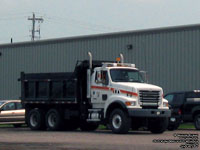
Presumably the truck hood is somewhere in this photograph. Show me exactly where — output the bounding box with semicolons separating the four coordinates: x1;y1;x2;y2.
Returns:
112;82;162;93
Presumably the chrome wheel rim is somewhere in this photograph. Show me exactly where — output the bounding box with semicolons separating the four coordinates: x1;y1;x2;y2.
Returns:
48;113;57;127
30;113;38;127
112;114;122;129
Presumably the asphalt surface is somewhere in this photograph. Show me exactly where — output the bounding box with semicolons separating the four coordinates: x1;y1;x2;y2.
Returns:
0;127;199;150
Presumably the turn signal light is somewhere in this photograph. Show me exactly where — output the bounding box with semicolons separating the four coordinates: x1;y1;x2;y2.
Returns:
125;101;136;106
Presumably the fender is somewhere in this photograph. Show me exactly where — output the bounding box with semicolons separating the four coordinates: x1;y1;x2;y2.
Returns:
192;106;200;116
105;100;127;118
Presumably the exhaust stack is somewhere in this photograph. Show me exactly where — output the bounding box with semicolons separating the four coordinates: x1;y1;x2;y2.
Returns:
87;52;92;99
120;53;124;64
88;52;92;69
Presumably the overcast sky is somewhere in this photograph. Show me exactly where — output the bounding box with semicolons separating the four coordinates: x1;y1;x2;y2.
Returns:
1;0;200;44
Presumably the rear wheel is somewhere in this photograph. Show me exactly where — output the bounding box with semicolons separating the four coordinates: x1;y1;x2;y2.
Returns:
27;109;46;130
194;114;200;130
148;117;168;134
109;109;131;134
168;122;180;131
46;109;63;131
168;117;181;131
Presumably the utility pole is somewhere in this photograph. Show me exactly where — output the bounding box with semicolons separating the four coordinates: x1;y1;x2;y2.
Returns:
28;13;43;41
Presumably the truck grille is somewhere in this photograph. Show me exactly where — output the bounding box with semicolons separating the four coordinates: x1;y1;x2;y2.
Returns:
139;90;161;108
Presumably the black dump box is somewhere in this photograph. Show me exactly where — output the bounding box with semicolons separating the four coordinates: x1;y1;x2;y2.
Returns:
20;60;109;105
20;72;77;103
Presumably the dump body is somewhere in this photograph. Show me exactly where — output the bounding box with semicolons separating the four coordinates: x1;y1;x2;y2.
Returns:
21;72;77;104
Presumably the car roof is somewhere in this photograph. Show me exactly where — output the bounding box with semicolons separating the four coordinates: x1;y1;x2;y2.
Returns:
0;100;21;103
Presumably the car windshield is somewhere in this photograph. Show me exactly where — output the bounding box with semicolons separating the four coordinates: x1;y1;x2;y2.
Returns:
110;69;145;83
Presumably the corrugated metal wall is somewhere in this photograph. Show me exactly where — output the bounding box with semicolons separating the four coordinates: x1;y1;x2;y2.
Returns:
0;26;200;99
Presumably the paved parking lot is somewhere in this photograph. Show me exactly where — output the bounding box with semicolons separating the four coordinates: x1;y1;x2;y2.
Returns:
0;127;199;150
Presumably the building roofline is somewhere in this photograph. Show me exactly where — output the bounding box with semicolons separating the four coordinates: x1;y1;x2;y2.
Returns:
1;23;200;48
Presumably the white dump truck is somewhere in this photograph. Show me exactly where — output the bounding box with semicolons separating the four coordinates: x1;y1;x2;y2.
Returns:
20;52;170;134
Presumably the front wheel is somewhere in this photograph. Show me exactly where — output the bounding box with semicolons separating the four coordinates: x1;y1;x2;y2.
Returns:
148;117;168;134
109;109;131;134
194;114;200;130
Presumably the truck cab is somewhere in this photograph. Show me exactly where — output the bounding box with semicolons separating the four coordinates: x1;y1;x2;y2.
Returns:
86;54;171;133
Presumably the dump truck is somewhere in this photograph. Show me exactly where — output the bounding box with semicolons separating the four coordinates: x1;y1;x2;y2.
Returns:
20;52;170;134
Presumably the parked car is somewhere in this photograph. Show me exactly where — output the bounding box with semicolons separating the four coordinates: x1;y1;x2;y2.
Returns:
164;90;200;130
0;100;25;127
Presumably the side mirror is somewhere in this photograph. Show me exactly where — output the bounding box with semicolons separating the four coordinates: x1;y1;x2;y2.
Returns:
96;71;102;83
102;77;109;85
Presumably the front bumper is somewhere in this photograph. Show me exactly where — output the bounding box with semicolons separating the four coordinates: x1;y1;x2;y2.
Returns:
128;108;171;118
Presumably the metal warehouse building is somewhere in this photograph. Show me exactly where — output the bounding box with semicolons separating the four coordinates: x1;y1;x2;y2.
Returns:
0;24;200;100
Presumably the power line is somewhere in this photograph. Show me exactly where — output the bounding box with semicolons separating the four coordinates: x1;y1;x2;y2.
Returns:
28;13;44;41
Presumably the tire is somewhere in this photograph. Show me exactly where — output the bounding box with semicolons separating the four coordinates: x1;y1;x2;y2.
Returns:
168;123;180;131
27;109;46;130
109;109;131;134
168;117;181;131
46;109;63;131
168;125;176;131
148;117;168;134
80;121;99;131
194;114;200;130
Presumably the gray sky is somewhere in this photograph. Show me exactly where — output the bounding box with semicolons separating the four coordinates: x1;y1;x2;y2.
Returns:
1;0;200;44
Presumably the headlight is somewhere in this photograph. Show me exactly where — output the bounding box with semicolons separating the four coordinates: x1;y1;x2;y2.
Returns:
163;102;168;107
125;101;136;106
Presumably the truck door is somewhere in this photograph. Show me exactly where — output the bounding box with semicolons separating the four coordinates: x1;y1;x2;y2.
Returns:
91;70;110;108
184;92;200;121
165;93;184;118
171;93;185;120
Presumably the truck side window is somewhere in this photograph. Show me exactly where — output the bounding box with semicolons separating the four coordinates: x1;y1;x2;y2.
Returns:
186;92;200;98
186;92;200;102
95;71;108;85
95;71;101;84
173;93;185;105
164;94;174;104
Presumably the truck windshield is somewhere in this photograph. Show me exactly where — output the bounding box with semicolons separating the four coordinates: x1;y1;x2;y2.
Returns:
110;69;145;83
